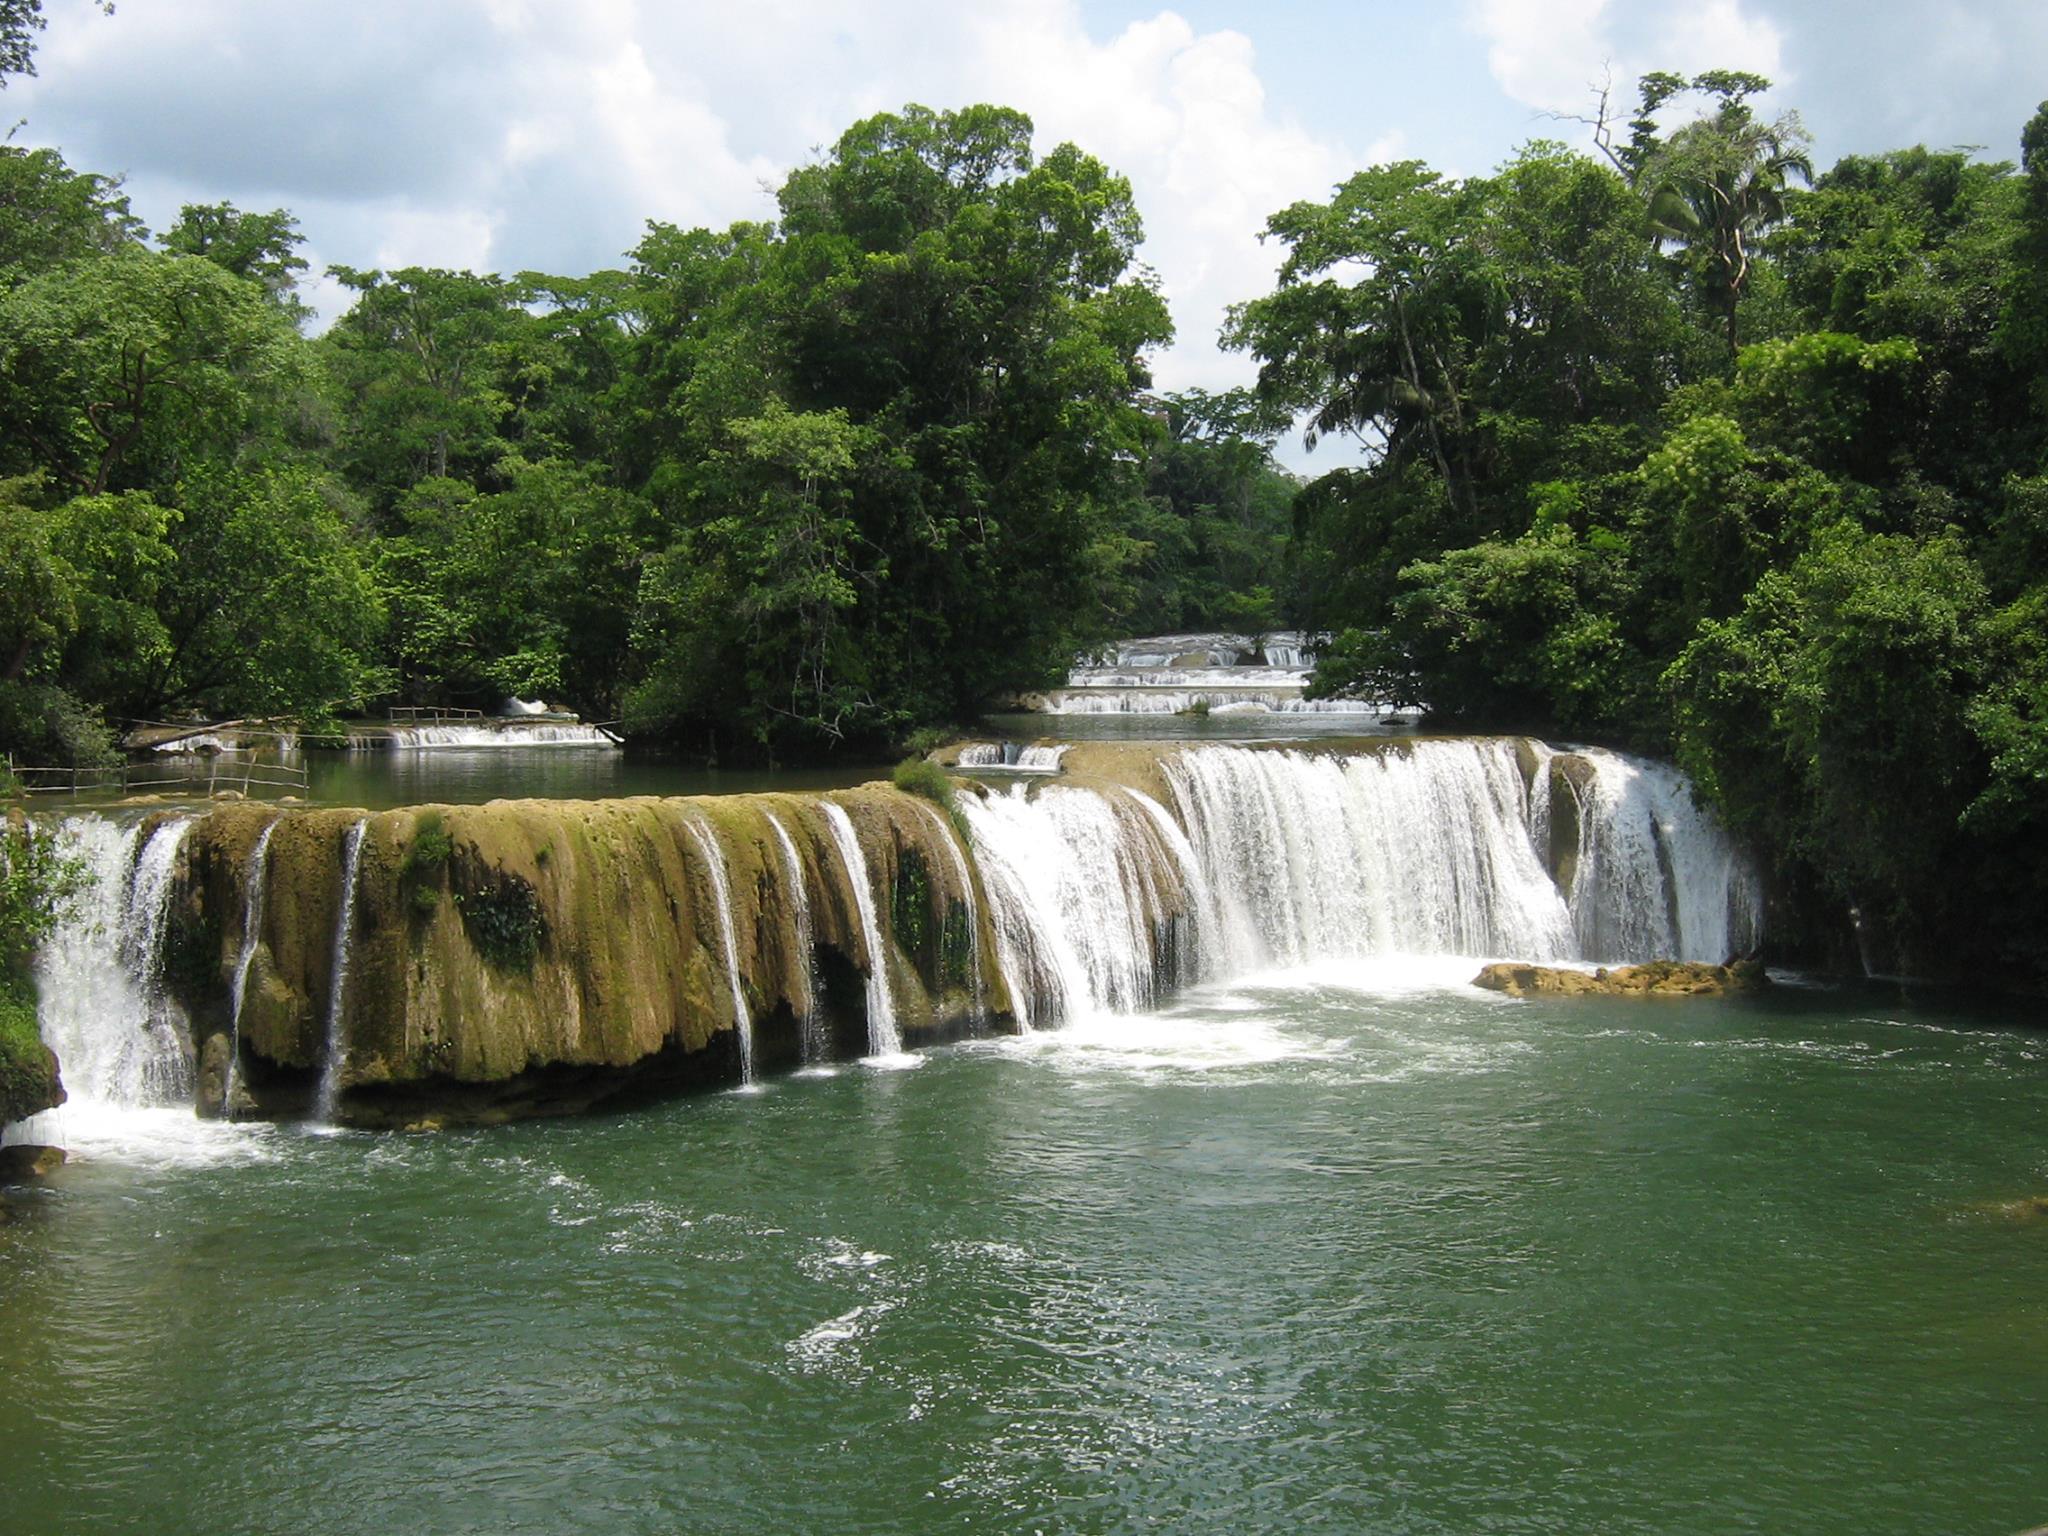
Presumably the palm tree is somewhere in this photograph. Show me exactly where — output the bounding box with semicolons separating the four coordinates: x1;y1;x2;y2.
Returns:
1644;99;1813;357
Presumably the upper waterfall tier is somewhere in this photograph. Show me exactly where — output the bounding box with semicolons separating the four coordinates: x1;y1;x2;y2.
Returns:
28;737;1759;1128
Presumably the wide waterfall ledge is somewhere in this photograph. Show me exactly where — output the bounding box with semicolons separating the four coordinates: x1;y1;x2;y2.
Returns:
19;737;1759;1135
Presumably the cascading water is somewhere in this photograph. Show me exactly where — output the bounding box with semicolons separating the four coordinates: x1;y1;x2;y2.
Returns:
1162;742;1757;969
21;739;1759;1130
1164;742;1578;967
31;817;196;1111
906;800;985;1021
313;818;369;1124
684;820;755;1085
348;723;617;750
1034;690;1385;716
1560;750;1760;963
956;744;1068;771
224;819;280;1118
819;803;902;1057
764;811;823;1062
956;784;1194;1028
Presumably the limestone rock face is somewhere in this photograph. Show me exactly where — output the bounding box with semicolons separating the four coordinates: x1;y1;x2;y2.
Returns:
1472;959;1768;998
173;785;1016;1126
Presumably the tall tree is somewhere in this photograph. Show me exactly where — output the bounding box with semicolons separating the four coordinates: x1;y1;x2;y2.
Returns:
162;203;311;320
1637;71;1813;356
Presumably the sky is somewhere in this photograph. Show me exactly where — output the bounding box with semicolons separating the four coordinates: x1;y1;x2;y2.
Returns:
9;0;2046;469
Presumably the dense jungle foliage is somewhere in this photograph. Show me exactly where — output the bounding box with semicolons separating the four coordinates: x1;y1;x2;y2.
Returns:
1231;72;2048;981
0;98;1294;764
0;24;2043;981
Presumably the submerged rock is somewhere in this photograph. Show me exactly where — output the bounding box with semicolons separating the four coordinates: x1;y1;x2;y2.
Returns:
1973;1195;2048;1223
1472;959;1768;998
0;1144;66;1181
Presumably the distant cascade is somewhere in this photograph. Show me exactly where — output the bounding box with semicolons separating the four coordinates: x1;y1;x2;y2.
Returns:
224;819;280;1117
1035;630;1389;717
1036;690;1388;716
685;820;755;1084
907;799;985;1021
348;722;617;750
819;803;901;1055
1092;630;1317;670
1558;750;1761;964
957;743;1069;770
33;816;195;1111
764;810;823;1062
956;784;1193;1027
313;818;370;1123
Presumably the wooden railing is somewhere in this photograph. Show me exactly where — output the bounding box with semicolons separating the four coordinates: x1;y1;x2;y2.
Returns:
388;706;485;725
7;750;308;800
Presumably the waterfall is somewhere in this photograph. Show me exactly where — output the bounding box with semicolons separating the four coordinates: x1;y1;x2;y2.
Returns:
32;816;195;1110
1164;743;1580;966
1035;690;1386;716
819;803;902;1057
764;811;824;1063
313;818;370;1124
907;800;985;1021
1161;742;1754;968
348;722;617;750
957;744;1068;771
21;738;1759;1131
956;784;1192;1027
1560;750;1761;964
224;819;280;1118
684;820;754;1085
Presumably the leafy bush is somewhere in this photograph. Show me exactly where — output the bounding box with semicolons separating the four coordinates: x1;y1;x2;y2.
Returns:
901;725;957;757
402;812;452;881
892;756;968;841
402;811;452;917
1;816;85;981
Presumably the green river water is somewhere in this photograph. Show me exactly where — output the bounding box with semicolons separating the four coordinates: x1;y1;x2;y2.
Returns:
3;959;2043;1534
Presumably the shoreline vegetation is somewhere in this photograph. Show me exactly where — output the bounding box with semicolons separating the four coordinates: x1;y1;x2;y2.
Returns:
0;35;2041;987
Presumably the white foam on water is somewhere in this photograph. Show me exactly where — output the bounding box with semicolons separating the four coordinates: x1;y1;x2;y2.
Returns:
32;1101;281;1171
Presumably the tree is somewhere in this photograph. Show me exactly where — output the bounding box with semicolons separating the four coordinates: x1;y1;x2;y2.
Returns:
1666;524;1987;960
162;202;311;319
628;400;875;746
626;104;1170;754
1229;141;1689;646
1998;101;2048;406
1637;72;1813;356
0;144;143;280
320;266;523;511
0;243;303;492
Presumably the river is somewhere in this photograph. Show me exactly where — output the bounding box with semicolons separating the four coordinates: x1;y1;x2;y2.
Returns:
2;960;2043;1533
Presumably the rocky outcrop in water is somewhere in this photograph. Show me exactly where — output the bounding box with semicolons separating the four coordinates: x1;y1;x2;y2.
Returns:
1471;960;1768;998
0;1017;62;1128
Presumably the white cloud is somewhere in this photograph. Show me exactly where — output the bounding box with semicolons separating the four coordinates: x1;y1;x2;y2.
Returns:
13;0;1372;407
1468;0;1615;117
1464;0;1787;125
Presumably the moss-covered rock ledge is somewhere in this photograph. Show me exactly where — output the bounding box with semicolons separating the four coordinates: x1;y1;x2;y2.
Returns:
0;981;63;1127
171;787;1019;1128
